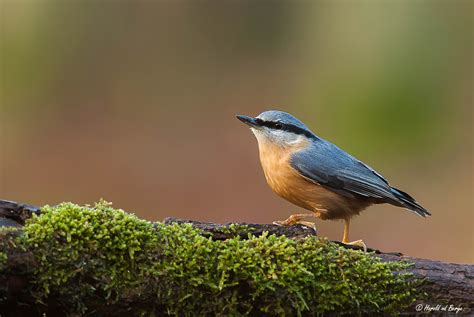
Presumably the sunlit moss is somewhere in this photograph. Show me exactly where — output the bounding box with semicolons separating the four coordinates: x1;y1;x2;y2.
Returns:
4;201;420;315
204;223;256;238
0;227;20;268
0;251;6;268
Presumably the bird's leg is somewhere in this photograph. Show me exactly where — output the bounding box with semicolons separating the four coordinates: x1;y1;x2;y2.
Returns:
273;213;318;232
342;218;367;252
342;218;350;242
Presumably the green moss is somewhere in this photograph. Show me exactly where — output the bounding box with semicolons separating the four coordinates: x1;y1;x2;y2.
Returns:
0;252;6;268
0;233;7;269
208;223;256;237
12;201;419;315
0;227;20;268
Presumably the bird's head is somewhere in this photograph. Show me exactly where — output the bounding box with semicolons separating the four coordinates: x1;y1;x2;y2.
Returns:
236;110;317;148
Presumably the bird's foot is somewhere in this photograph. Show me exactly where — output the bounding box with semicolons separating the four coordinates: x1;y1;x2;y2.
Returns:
343;239;367;252
272;215;298;226
273;214;317;233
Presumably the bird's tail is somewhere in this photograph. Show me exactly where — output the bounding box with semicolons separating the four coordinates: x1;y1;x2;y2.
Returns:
390;187;431;217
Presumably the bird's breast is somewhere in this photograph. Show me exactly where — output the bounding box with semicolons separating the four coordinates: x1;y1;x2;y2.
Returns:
257;140;369;219
258;140;317;210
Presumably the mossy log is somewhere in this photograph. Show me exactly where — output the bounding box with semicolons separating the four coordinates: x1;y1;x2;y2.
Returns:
165;218;473;315
0;199;473;316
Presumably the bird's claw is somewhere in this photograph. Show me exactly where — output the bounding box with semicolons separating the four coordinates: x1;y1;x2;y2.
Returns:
273;219;317;235
343;239;367;252
272;220;286;226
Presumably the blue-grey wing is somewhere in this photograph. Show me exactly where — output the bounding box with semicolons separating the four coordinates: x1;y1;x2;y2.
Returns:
290;140;400;203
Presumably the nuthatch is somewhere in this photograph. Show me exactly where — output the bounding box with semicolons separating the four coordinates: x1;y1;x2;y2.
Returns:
237;110;430;250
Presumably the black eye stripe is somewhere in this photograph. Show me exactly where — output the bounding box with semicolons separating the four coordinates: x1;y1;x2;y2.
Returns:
259;120;317;140
261;121;282;129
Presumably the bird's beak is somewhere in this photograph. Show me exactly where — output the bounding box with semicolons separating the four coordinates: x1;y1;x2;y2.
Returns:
236;115;261;128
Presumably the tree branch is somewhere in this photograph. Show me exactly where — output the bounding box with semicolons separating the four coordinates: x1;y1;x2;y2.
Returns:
1;200;472;316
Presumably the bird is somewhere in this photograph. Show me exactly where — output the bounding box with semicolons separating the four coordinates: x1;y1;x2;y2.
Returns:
236;110;430;250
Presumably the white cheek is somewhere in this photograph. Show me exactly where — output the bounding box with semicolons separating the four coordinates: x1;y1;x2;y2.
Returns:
250;127;259;138
251;128;304;148
251;128;273;144
271;130;300;144
287;135;305;145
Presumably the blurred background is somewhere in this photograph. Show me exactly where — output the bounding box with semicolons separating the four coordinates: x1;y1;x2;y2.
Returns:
1;1;472;263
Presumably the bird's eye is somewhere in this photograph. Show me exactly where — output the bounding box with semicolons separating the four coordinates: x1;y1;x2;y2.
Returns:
274;123;283;129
